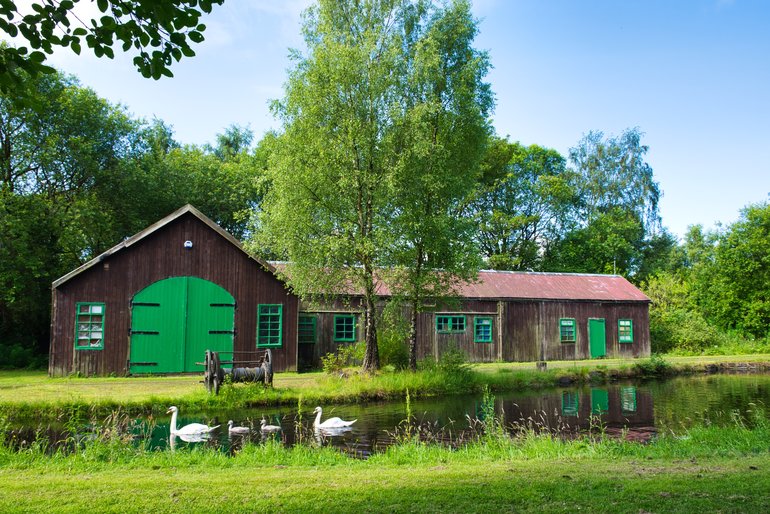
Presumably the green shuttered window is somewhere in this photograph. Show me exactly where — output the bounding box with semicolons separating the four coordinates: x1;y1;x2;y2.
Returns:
559;318;576;342
75;302;105;350
334;314;356;342
618;319;633;343
474;317;493;343
257;304;283;347
436;315;466;333
298;315;316;344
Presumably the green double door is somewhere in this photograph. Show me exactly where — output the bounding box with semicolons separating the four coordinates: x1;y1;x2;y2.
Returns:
129;277;235;374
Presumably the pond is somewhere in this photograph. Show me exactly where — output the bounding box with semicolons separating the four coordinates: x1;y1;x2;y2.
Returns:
6;373;770;457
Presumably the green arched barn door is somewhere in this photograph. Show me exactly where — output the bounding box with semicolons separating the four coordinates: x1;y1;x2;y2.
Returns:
129;277;235;374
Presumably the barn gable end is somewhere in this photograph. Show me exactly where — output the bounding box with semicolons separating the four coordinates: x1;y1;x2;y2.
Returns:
50;205;298;376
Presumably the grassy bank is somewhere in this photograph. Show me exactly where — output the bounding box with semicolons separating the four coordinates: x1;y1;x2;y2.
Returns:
2;354;770;419
1;421;770;513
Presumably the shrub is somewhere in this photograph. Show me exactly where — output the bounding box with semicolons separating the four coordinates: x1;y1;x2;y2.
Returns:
321;342;365;374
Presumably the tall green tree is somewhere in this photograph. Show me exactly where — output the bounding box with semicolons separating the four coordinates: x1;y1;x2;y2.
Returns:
472;138;576;271
383;0;492;370
258;0;492;371
257;0;407;371
694;202;770;338
0;70;138;359
543;127;661;278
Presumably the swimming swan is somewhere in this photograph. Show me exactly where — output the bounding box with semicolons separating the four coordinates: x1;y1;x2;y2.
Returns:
167;406;219;436
227;420;250;435
312;406;356;429
260;419;282;433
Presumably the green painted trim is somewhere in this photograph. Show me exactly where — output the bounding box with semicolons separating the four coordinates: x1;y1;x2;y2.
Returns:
257;304;283;348
74;302;105;350
474;317;493;343
298;315;316;344
561;391;579;416
621;386;637;413
436;315;466;333
618;319;634;343
559;318;576;343
333;314;356;342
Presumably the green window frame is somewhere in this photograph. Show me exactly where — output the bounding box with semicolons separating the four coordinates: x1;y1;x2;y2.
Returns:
257;304;283;347
75;302;105;350
559;318;576;343
298;315;316;344
474;317;493;343
436;315;466;333
618;319;633;343
334;314;356;342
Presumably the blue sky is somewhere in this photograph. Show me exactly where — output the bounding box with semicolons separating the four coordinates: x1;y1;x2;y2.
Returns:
26;0;770;239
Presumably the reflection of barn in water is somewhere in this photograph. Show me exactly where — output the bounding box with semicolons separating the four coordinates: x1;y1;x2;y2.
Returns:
497;385;656;442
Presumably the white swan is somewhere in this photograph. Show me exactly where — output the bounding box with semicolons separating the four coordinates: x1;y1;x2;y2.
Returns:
260;419;282;433
227;420;250;435
312;406;356;429
166;406;220;436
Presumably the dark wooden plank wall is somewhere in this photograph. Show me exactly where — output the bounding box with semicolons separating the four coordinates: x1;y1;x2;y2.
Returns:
298;310;363;369
50;213;298;376
413;300;500;363
411;299;649;363
503;300;650;362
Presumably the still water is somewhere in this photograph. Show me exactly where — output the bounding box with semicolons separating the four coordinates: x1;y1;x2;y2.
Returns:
8;373;770;457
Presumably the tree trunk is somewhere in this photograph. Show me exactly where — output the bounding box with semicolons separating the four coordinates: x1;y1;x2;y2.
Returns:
408;300;418;371
361;276;379;372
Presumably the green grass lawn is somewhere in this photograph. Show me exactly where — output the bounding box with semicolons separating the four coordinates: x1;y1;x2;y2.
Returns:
3;456;768;513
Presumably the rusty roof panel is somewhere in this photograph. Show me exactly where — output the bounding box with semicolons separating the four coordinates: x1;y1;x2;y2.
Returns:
457;271;650;302
271;263;650;303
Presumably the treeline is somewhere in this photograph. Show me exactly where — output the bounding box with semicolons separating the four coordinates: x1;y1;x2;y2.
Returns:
0;70;267;367
0;67;766;368
645;204;770;355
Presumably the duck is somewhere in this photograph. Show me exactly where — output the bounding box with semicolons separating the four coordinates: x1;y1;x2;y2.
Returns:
260;419;282;433
227;420;250;435
312;406;356;429
166;406;220;436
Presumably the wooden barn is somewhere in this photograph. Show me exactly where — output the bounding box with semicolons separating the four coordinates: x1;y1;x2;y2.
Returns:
50;206;650;376
296;271;651;369
49;205;297;376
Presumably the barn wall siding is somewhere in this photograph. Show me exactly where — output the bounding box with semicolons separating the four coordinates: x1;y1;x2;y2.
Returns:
408;299;649;364
50;213;298;376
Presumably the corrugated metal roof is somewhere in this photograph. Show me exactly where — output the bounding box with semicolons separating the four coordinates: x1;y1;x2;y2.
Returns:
458;271;650;302
270;263;650;303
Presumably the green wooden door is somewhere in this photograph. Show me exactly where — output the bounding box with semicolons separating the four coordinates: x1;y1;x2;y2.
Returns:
588;318;606;358
130;277;235;374
184;278;236;371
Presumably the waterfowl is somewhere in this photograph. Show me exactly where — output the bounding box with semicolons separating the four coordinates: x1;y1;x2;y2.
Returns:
260;419;282;433
227;420;250;435
166;406;220;436
312;406;356;429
